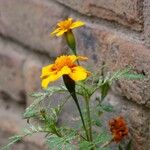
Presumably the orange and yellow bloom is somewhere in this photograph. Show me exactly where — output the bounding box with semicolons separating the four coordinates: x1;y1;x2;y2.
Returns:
51;18;85;37
41;55;90;88
109;116;128;143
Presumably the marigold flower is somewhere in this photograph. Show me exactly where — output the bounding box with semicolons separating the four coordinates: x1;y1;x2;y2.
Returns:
41;55;90;88
109;116;128;143
51;18;85;37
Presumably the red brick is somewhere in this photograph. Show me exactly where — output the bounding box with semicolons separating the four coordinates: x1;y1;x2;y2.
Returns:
56;0;143;31
0;37;27;102
0;0;67;57
0;98;46;150
144;0;150;48
105;94;150;150
74;22;150;107
23;55;48;106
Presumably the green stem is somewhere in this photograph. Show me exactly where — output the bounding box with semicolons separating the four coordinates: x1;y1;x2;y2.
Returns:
52;126;62;137
63;75;89;141
73;93;89;141
65;31;80;65
65;30;76;55
85;98;93;142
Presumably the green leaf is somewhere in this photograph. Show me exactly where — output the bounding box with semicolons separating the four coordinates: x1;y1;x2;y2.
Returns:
96;104;114;114
121;73;145;80
47;134;76;150
0;135;22;150
22;124;44;136
0;124;45;150
109;67;145;81
100;104;114;112
23;108;39;119
23;85;67;119
94;131;112;145
125;140;132;150
100;82;110;100
92;117;102;127
76;81;92;98
45;85;67;94
23;96;45;119
118;144;124;150
79;141;93;150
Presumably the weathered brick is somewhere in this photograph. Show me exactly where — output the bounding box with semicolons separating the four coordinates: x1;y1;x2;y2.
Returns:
0;0;67;57
55;0;143;31
0;98;46;150
74;22;150;107
144;0;150;48
23;55;48;106
104;94;150;150
0;37;27;102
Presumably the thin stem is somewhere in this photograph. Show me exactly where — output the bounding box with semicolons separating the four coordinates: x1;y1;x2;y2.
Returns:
72;92;90;141
52;126;62;137
100;139;113;148
63;75;89;140
85;98;93;142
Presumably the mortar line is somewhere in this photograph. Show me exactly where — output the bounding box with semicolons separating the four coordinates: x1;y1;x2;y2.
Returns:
0;33;55;61
51;0;144;43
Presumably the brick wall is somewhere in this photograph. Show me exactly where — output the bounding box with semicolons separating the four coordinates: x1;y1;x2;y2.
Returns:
0;0;149;149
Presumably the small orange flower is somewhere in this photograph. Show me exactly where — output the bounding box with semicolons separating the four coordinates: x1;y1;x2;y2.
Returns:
40;55;90;88
51;18;85;37
109;116;128;143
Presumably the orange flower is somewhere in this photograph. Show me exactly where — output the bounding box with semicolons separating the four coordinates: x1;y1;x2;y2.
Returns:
109;116;128;143
40;55;90;88
51;18;85;37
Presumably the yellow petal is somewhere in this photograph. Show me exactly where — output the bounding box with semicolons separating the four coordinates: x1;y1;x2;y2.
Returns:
59;66;71;76
41;66;71;89
69;66;89;81
56;29;67;36
77;56;88;61
68;18;73;22
51;28;61;36
67;18;73;24
57;18;73;27
70;21;85;29
68;55;88;63
68;55;78;63
41;74;60;88
40;64;54;78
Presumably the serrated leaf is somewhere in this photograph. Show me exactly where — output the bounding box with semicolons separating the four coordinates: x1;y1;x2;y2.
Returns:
23;96;45;119
109;67;145;82
96;104;114;114
47;134;76;150
79;141;93;150
100;104;114;112
121;73;145;80
23;85;67;119
23;108;39;119
0;135;22;150
100;82;110;100
94;132;112;145
45;85;67;94
92;118;102;127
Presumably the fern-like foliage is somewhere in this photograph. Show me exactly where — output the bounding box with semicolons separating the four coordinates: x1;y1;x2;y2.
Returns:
0;125;45;150
46;129;77;150
0;135;22;150
23;85;67;119
79;131;112;150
